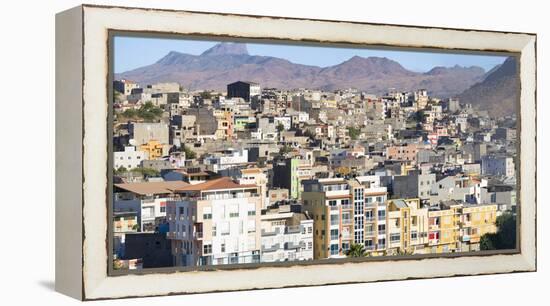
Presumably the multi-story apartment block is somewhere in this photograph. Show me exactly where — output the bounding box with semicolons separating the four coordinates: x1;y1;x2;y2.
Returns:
302;177;388;259
350;177;388;255
427;202;461;253
386;199;429;254
458;203;498;251
260;205;313;262
302;178;352;259
166;177;262;267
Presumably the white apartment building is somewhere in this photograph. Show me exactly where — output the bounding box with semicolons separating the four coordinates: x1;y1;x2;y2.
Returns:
114;146;148;170
166;177;262;267
260;207;313;262
204;149;249;172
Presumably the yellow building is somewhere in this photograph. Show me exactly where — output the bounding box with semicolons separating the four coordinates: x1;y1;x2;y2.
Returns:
459;204;498;251
139;140;165;160
427;202;461;253
387;199;429;255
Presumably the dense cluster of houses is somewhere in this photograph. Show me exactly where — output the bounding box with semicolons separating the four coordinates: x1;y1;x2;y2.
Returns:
111;79;517;270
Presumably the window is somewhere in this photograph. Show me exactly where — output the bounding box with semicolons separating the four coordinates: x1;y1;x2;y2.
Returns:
378;238;386;249
330;244;339;255
330;214;339;226
411;231;418;240
160;206;166;213
229;212;239;218
330;229;339;240
365;239;373;248
203;213;212;220
342;212;351;224
365;224;374;235
179;207;184;215
328;200;337;206
341;199;350;207
248;210;255;216
378;224;386;234
390;233;400;242
365;210;374;221
203;244;212;254
221;243;226;253
378;210;386;220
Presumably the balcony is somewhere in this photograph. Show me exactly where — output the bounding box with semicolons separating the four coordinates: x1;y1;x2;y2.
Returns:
365;245;375;251
341;204;353;210
262;243;280;253
261;228;281;237
195;232;203;239
285;225;301;234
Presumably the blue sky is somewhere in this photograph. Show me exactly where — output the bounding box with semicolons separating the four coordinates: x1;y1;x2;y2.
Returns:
114;36;508;74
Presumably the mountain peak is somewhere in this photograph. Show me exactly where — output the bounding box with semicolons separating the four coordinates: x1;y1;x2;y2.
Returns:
201;43;249;56
426;65;485;76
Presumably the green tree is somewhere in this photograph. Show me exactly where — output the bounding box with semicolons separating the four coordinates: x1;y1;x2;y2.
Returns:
276;123;285;133
346;243;366;257
131;167;160;177
480;233;497;250
182;145;197;159
279;145;293;155
480;212;517;250
114;166;127;175
137;101;163;121
347;127;361;140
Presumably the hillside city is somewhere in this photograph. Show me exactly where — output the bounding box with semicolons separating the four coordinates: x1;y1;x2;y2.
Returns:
112;78;517;270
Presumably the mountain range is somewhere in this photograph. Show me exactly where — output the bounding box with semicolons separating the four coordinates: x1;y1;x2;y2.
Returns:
117;43;517;116
458;56;518;117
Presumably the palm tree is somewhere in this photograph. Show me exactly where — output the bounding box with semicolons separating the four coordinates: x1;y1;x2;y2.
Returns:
346;243;367;257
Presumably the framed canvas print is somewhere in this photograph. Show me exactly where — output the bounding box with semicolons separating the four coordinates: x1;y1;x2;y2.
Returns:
55;4;537;300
